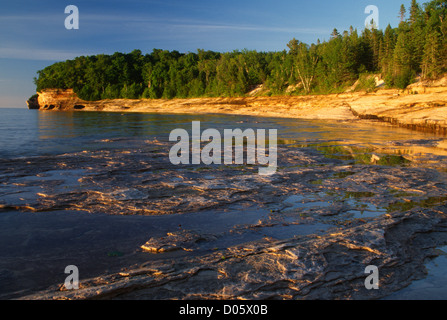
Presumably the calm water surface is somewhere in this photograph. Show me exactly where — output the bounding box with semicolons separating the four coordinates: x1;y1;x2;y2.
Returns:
1;107;447;300
0;108;444;159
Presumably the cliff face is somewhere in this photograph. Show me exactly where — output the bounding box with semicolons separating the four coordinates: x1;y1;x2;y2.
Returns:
26;95;39;109
34;89;88;110
29;87;447;134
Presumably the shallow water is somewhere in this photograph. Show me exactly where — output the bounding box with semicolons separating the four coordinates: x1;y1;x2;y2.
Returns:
383;245;447;300
1;108;447;299
1;108;446;159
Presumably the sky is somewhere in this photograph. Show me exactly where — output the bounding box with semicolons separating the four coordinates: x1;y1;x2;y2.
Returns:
0;0;427;108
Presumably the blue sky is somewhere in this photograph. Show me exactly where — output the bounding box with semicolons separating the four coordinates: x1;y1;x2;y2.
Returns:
0;0;424;107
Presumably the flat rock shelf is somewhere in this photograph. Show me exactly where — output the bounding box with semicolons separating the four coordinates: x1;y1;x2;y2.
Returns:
2;137;447;300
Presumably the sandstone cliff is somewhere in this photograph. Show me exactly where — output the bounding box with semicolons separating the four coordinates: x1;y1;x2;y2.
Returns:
34;88;86;110
29;85;447;134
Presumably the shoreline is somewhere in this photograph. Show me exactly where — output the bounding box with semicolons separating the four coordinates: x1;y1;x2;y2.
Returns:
6;137;447;300
30;86;447;135
6;98;447;300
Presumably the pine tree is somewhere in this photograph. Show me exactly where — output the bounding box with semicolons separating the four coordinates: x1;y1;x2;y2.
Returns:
331;28;340;39
410;0;419;23
399;4;407;22
408;0;425;71
380;24;397;79
422;30;442;78
393;26;415;88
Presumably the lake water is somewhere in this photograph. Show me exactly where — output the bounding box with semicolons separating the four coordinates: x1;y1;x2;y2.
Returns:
0;108;444;159
1;107;447;300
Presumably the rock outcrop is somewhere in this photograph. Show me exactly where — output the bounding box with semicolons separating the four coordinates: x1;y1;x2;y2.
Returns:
28;84;447;134
26;95;39;109
6;137;447;300
34;88;85;110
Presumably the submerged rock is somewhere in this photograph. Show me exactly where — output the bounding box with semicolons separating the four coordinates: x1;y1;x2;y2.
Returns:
141;230;217;253
3;138;447;300
19;206;447;300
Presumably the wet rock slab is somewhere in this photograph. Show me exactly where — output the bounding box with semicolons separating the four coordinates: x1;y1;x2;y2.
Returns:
141;230;217;253
19;207;447;300
2;138;447;299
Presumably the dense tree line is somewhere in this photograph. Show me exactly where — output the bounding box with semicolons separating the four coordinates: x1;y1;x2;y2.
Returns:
34;0;447;101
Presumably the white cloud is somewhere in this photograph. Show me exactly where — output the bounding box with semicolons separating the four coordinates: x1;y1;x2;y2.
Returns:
0;14;59;22
173;23;330;35
0;11;330;60
0;47;95;61
76;13;330;37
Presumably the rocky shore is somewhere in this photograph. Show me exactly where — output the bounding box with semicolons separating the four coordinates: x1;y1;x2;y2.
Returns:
12;83;447;300
7;138;447;300
28;83;447;134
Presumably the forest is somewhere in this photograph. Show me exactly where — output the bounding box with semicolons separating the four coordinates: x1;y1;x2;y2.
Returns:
33;0;447;101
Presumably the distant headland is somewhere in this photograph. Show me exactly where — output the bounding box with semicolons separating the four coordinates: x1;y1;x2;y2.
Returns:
27;0;447;133
27;79;447;135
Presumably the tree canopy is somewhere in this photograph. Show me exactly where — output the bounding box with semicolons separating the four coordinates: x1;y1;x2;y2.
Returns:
34;0;447;101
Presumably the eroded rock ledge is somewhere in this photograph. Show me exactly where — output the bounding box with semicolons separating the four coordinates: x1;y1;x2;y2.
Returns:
28;86;447;133
19;207;447;300
5;139;447;300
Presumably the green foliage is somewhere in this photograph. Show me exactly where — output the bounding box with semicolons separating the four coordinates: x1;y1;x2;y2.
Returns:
394;68;416;89
28;94;38;101
34;0;447;99
356;74;377;92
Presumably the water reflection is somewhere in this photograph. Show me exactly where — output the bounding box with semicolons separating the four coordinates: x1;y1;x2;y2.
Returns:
278;118;443;143
0;109;446;160
3;109;447;300
276;118;447;166
38;110;76;139
35;111;447;162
